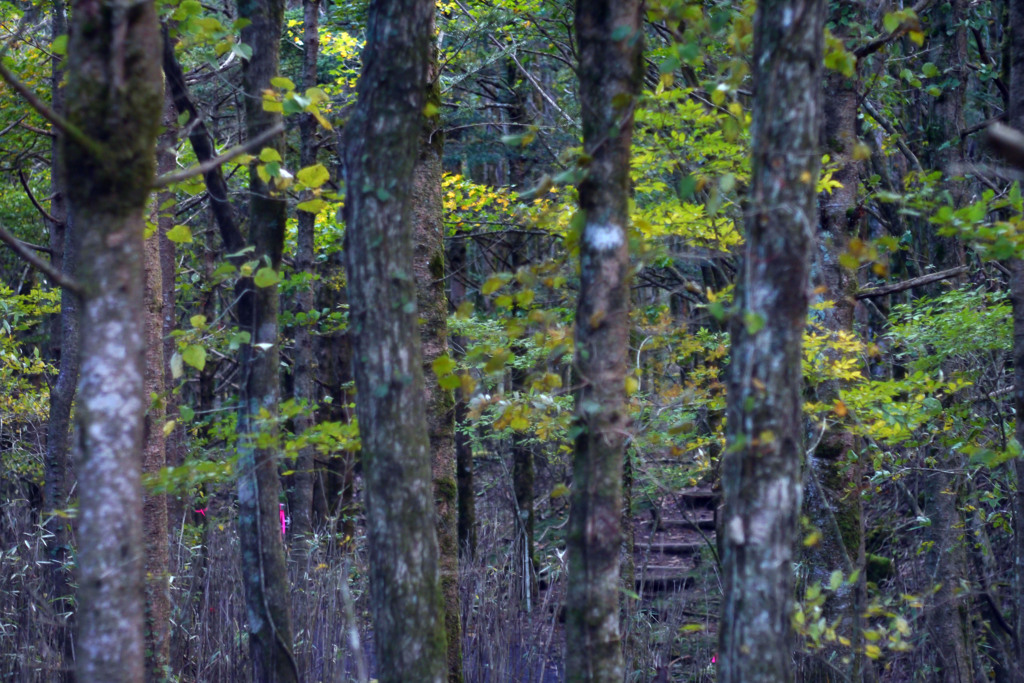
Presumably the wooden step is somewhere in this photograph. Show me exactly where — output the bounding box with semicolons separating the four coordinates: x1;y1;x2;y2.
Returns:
643;517;716;532
640;541;705;556
676;490;719;509
636;571;696;593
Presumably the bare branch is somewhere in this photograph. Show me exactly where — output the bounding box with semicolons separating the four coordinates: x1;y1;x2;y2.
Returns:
18;170;59;224
0;222;81;294
151;122;285;189
855;265;968;300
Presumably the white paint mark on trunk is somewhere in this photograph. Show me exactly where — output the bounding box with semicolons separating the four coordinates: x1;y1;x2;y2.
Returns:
584;223;623;251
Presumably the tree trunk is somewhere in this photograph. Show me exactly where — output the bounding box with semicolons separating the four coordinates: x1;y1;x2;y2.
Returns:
717;1;825;681
42;1;76;678
287;0;321;542
61;0;164;679
804;16;868;678
412;27;463;682
565;2;642;682
1002;0;1024;674
140;105;175;680
235;0;298;679
448;238;476;557
342;0;448;681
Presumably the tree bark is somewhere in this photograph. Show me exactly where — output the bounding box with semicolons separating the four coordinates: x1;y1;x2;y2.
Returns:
412;26;464;682
1003;0;1024;675
448;238;476;557
287;0;321;542
342;0;448;681
143;172;170;681
41;1;76;678
234;0;298;679
717;1;825;681
60;0;164;679
565;2;642;682
804;14;868;677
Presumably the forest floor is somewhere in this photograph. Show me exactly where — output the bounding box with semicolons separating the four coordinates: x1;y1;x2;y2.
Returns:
469;474;722;682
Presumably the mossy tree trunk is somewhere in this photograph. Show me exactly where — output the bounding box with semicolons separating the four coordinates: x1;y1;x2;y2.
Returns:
234;0;298;679
60;0;164;679
342;0;448;680
412;21;463;682
565;1;642;681
717;0;825;681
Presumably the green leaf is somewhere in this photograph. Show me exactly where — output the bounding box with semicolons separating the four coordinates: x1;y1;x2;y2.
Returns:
270;76;295;90
550;483;570;499
165;224;193;244
232;42;253;60
743;311;765;334
51;34;68;56
296;199;328;213
182;345;206;371
253;267;281;288
296;163;330;188
190;314;207;329
432;353;457;377
259;147;282;163
482;275;508;295
439;374;462;390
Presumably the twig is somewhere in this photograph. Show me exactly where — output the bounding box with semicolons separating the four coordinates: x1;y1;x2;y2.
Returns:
18;169;58;224
151;123;285;189
451;0;575;126
0;222;81;294
855;265;968;299
862;99;923;172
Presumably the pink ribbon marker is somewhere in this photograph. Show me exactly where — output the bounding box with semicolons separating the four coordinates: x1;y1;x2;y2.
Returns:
279;503;287;537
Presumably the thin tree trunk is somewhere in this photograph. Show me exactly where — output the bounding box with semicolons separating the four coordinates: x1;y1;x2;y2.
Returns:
143;208;170;681
140;104;175;680
235;0;297;679
42;1;76;678
1002;0;1024;675
717;1;825;681
448;238;476;557
342;0;447;680
287;0;321;542
61;0;164;679
565;2;642;681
